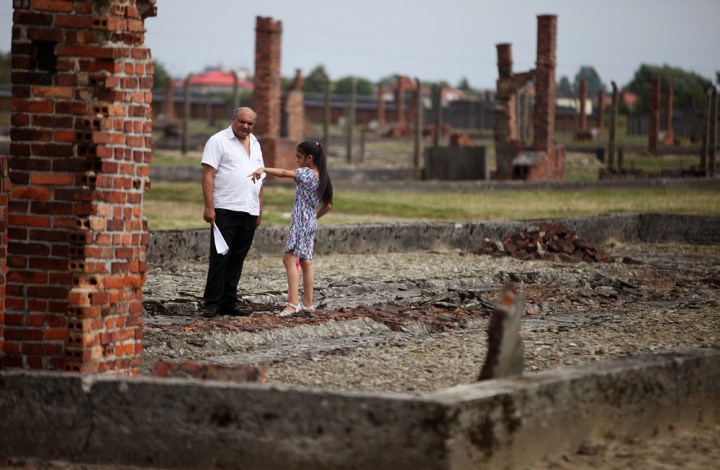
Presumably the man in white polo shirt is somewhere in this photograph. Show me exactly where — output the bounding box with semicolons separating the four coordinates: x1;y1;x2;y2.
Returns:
201;107;265;317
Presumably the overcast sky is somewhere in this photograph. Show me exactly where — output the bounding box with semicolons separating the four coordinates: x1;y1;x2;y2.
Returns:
1;0;718;89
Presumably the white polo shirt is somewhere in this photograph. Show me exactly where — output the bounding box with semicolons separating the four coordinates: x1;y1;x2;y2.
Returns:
201;126;265;215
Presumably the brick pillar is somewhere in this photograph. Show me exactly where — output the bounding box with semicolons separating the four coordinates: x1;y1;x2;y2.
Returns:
597;89;606;129
649;75;660;154
0;156;10;358
377;83;386;134
578;79;587;130
5;0;156;374
164;78;175;126
253;16;282;140
494;43;517;180
396;76;406;130
283;69;305;143
532;15;557;154
663;84;674;145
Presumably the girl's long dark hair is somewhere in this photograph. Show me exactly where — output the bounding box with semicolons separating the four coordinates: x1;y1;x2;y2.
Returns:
297;141;333;206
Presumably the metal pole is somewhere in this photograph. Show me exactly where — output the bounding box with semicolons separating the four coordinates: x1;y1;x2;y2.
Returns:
607;81;618;171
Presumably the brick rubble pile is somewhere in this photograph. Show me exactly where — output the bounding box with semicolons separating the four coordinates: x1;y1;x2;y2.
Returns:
472;222;614;263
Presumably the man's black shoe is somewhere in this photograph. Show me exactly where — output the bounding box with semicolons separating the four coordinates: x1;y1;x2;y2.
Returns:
225;306;251;317
202;304;220;318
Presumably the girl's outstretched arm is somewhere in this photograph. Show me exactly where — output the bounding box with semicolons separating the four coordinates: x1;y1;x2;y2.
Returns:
317;201;333;219
249;167;296;183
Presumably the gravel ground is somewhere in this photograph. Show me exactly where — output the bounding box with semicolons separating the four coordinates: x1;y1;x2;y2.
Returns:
143;240;720;393
139;238;720;468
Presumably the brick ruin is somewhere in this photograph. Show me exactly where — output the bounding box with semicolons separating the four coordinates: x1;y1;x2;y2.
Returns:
1;0;157;374
494;15;564;181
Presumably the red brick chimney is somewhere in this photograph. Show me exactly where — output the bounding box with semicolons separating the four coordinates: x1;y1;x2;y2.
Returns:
253;16;282;140
578;79;588;131
663;84;674;145
3;0;156;374
532;14;557;153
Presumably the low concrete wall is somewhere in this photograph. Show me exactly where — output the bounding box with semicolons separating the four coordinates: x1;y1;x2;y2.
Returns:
146;214;720;265
0;349;717;469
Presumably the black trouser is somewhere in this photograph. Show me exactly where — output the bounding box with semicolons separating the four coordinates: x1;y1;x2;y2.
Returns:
203;209;257;310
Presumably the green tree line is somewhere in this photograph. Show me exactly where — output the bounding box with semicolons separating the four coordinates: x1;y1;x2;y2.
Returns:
1;49;717;115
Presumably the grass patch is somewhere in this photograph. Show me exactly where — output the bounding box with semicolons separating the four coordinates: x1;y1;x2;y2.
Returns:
144;182;720;230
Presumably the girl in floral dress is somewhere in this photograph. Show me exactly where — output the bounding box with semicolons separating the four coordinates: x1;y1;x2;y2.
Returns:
249;141;333;317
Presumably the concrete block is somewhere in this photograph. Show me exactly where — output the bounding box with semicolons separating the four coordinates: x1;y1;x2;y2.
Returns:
0;349;718;469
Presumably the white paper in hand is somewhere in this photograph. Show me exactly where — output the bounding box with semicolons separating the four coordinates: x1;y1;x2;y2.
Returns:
212;223;229;255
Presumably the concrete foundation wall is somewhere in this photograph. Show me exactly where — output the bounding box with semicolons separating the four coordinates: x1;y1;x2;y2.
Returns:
1;349;717;469
146;214;720;265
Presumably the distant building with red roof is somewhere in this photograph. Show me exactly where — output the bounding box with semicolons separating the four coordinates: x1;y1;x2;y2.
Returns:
174;68;253;93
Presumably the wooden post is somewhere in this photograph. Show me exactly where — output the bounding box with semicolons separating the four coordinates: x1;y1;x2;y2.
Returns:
607;81;618;171
182;74;192;155
346;77;357;164
413;78;424;170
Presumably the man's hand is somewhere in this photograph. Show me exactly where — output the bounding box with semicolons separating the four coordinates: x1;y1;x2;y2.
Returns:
203;207;215;225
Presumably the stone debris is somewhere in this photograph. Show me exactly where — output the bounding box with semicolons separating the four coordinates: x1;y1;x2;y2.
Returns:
471;221;614;263
478;283;525;380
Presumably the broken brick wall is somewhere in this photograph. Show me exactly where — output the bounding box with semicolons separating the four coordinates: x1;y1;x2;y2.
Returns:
3;0;156;374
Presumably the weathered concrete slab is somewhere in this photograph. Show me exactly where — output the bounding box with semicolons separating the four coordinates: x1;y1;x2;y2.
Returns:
146;214;720;265
1;349;717;469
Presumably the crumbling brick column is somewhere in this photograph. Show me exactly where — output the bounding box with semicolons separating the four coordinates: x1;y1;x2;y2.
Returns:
649;75;660;154
164;77;175;126
282;69;305;143
253;16;282;140
532;14;557;154
493;43;519;179
597;89;606;129
377;83;386;134
396;75;406;131
663;83;674;145
578;79;588;131
4;0;156;374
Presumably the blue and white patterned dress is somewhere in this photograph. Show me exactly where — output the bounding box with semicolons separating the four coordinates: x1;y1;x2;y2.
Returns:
285;167;319;260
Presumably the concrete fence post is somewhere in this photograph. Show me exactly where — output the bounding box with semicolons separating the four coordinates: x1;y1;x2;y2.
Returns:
432;84;442;149
413;78;424;170
322;77;331;151
346;77;357;164
182;74;192;155
608;81;618;171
